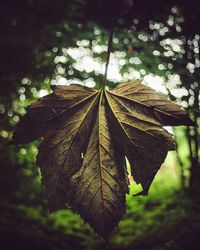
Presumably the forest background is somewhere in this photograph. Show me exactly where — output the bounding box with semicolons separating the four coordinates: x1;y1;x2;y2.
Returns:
0;0;199;249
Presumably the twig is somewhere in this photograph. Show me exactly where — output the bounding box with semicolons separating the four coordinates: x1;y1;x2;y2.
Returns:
102;20;115;89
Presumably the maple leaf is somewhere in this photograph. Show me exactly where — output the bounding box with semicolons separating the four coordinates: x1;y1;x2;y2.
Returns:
11;80;193;238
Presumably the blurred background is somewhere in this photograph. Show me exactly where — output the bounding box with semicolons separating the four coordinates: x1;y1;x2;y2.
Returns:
0;0;200;249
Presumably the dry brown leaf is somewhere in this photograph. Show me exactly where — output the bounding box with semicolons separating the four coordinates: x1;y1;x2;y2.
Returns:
11;80;193;238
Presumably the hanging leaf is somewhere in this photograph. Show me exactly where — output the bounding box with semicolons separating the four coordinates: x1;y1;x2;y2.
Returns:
11;80;193;238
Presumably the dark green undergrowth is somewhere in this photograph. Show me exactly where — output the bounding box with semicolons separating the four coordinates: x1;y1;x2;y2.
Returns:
1;162;200;250
112;191;200;250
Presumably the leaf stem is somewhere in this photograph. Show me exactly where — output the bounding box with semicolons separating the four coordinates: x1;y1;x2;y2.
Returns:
102;22;114;89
